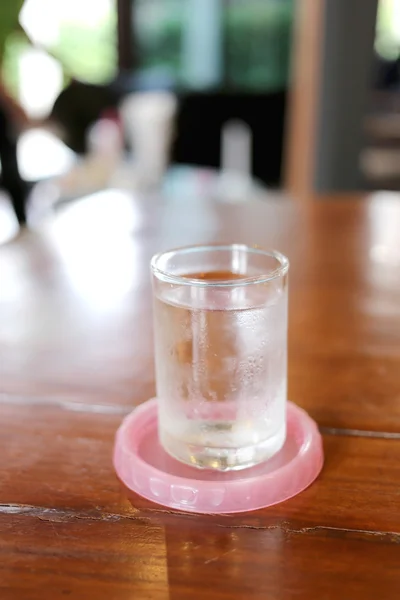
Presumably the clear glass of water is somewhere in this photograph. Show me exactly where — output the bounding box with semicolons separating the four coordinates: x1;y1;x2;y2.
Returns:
151;244;289;471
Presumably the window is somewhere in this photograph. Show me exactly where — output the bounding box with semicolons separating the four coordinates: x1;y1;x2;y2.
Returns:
132;0;294;92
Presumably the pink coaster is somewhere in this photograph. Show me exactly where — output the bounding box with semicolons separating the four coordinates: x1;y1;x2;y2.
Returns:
113;399;324;514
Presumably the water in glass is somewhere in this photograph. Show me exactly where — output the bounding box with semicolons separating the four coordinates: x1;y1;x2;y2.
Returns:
153;270;287;471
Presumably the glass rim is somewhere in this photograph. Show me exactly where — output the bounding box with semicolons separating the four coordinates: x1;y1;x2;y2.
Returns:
151;244;289;287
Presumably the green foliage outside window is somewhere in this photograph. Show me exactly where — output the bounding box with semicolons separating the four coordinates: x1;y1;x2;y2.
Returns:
2;11;116;98
50;15;117;83
136;0;294;91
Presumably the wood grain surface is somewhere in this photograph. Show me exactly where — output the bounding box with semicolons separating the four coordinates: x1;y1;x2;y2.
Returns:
0;190;399;599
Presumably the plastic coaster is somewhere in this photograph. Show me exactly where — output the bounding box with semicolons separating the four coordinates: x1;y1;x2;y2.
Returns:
113;399;324;514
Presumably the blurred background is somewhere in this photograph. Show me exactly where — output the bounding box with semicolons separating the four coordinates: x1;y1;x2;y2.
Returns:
0;0;399;235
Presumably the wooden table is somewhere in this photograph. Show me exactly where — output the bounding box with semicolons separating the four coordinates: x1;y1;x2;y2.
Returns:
1;190;399;599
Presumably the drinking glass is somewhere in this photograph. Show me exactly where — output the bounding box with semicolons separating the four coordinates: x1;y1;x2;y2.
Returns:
151;244;289;471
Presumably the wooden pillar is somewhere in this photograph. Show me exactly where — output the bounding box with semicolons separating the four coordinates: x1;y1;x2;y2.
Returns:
284;0;378;197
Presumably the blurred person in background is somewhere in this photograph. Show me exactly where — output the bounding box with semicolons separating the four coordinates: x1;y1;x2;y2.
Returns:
0;0;31;226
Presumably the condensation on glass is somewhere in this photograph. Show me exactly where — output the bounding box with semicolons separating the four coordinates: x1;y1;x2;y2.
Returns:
151;244;289;471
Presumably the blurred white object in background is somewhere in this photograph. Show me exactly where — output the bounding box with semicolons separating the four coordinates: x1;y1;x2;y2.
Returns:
20;0;112;41
120;92;177;191
217;119;259;202
18;49;63;118
18;129;75;182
